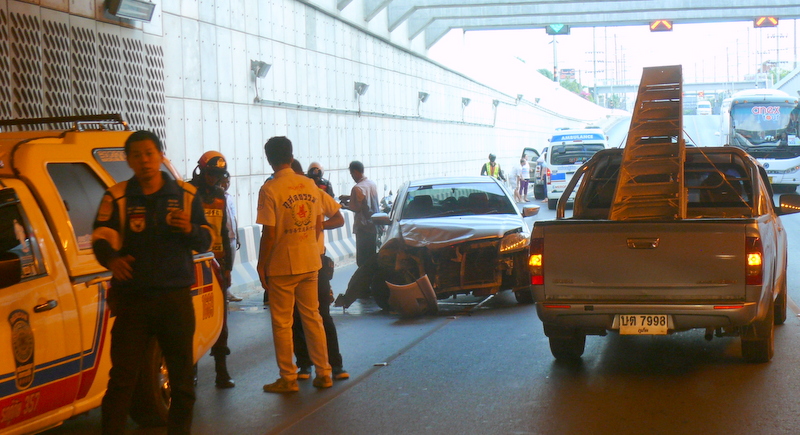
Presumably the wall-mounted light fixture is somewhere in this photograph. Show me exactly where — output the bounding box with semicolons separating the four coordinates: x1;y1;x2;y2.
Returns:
354;82;369;98
492;99;501;125
106;0;156;22
251;60;271;102
354;82;369;115
462;97;471;107
251;60;271;78
417;92;430;116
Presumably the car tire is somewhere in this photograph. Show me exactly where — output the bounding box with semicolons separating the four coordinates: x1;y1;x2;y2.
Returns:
741;297;775;363
774;274;788;325
533;183;546;200
129;338;170;427
547;199;558;210
514;288;534;304
548;334;586;361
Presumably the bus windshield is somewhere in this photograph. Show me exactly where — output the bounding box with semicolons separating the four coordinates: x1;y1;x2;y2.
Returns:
730;102;798;149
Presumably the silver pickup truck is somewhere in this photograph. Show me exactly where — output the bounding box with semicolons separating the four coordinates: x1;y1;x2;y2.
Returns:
529;146;800;363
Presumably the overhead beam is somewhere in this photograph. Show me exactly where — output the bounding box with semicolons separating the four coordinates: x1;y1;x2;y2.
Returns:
388;0;631;31
365;0;394;21
422;6;800;47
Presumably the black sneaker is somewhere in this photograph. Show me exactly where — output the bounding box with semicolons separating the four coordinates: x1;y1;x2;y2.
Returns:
333;368;350;380
297;367;312;380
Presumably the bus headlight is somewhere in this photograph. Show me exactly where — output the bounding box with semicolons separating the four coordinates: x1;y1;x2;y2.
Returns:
782;165;800;174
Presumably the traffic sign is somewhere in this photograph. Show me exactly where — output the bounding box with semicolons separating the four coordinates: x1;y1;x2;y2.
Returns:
650;20;673;32
754;17;778;27
546;24;570;35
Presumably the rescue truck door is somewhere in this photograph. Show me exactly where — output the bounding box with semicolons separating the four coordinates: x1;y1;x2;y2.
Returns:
0;185;80;430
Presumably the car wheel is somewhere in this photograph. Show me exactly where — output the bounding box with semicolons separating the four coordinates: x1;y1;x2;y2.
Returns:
774;274;788;325
549;334;586;361
547;199;558;210
741;298;775;363
130;338;170;427
514;288;534;304
533;183;545;200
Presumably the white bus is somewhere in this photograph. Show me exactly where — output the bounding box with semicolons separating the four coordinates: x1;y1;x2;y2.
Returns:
720;89;800;192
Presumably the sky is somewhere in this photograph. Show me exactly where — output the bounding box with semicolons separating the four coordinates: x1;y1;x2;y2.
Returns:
427;21;800;91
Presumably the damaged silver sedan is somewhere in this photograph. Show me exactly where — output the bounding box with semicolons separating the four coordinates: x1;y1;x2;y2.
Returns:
371;176;540;315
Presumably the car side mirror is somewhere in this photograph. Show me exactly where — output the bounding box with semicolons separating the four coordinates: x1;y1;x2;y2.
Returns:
371;212;391;225
522;205;540;217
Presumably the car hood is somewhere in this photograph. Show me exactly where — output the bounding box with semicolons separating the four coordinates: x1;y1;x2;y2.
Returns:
397;215;525;249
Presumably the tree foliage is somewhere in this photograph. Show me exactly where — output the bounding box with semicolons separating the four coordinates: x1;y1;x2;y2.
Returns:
537;69;595;103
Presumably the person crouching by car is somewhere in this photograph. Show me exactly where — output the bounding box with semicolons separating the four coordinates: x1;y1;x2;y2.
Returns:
189;151;236;389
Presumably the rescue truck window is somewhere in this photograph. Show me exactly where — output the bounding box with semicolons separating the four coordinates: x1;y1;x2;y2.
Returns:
47;163;107;251
0;191;44;280
93;148;176;183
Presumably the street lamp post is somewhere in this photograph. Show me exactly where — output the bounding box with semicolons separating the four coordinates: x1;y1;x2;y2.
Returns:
552;35;558;83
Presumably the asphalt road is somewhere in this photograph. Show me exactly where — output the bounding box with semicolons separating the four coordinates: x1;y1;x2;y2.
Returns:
45;190;800;435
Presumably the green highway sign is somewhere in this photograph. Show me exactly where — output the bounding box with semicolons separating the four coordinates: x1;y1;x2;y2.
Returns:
546;24;570;35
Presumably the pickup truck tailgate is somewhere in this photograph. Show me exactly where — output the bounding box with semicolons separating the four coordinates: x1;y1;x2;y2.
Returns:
539;221;748;302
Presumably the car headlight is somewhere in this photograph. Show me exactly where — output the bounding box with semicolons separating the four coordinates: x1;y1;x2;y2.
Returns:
500;231;530;253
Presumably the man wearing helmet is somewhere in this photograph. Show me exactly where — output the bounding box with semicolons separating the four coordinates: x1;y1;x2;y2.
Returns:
189;151;236;389
480;153;505;181
307;162;334;198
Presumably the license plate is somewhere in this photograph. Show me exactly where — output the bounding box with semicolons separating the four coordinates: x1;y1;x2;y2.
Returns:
769;176;774;183
618;314;668;335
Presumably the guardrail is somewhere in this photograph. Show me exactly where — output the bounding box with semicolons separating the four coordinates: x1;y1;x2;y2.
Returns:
229;209;357;296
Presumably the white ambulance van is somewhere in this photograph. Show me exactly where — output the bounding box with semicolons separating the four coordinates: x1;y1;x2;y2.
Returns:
544;128;609;209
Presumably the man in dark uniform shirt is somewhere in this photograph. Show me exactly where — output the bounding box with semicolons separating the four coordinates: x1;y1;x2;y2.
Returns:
92;130;212;435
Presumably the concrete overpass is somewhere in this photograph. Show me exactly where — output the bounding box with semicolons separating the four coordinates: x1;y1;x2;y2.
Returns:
324;0;800;49
594;80;766;95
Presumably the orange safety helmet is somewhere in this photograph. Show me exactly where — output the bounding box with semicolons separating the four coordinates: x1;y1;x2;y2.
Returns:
197;151;228;175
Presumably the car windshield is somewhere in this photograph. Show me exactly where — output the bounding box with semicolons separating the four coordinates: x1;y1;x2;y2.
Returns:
549;143;605;165
401;182;516;219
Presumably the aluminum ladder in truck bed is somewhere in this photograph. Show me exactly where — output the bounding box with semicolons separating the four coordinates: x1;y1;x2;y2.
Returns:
609;65;686;221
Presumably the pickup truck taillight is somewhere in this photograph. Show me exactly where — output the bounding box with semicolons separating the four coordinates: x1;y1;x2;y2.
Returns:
545;167;552;185
529;237;544;285
745;236;763;286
